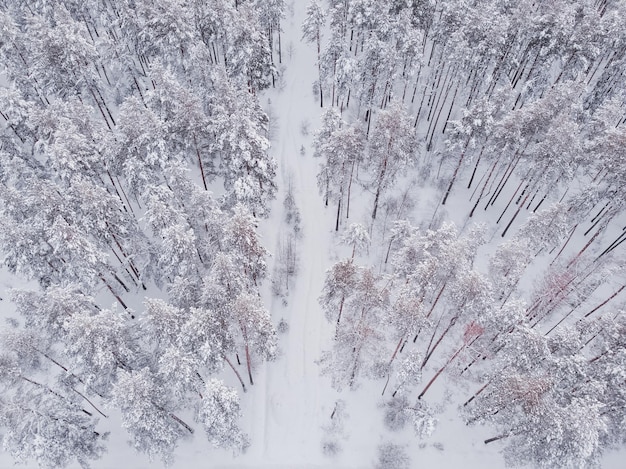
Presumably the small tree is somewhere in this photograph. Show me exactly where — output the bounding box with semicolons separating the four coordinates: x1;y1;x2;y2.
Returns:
341;223;370;259
319;259;359;328
375;442;410;469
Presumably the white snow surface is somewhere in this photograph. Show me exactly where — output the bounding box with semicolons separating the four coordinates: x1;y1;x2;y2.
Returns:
0;1;624;468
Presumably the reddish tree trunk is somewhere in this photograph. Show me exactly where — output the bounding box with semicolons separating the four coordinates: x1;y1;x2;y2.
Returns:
418;342;465;400
421;316;457;370
463;381;490;407
224;355;247;392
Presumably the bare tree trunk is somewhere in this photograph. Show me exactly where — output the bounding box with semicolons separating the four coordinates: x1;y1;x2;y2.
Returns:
421;316;457;370
112;273;130;292
501;187;533;237
19;375;95;417
486;153;520;209
224;355;247;392
336;295;345;329
381;374;391;396
166;410;194;434
442;83;461;134
372;184;382;220
94;87;116;126
467;147;485;190
596;226;626;260
100;276;129;311
388;337;405;367
193;134;208;191
418;341;465;400
551;224;578;265
567;225;603;267
335;195;342;231
72;387;108;418
427;68;457;150
90;87;113;130
469;159;498;217
245;344;254;386
484;433;509;445
462;381;490;407
346;161;355;219
413;282;447;343
348;340;364;389
442;138;471;205
372;153;389;220
425;283;447;319
583;284;626;319
384;237;394;264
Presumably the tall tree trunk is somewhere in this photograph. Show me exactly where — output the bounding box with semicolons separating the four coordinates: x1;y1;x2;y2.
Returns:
371;184;382;220
418;341;466;400
441;83;459;135
90;87;112;130
413;282;447;343
317;34;323;107
165;410;194;434
441;137;471;205
425;282;447;320
467;146;485;190
384;237;394;264
372;152;390;220
484;433;509;445
551;224;578;265
463;381;490;407
245;344;254;386
595;226;626;260
501;183;534;237
469;159;498;218
348;339;364;388
421;316;457;370
346;161;355;219
486;152;522;209
567;225;604;267
100;275;129;311
381;337;405;396
388;337;405;367
193;134;208;191
582;284;626;319
224;355;247;392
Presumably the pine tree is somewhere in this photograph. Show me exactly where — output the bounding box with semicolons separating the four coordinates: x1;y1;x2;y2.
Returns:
111;368;193;464
197;379;249;453
365;103;417;220
302;0;327;106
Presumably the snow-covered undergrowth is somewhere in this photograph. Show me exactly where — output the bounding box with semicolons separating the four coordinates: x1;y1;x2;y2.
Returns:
0;1;625;468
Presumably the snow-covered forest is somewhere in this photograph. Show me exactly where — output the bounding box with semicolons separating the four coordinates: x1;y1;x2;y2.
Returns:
0;0;624;468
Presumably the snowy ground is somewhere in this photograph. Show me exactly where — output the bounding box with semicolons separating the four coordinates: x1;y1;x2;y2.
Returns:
0;1;625;468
